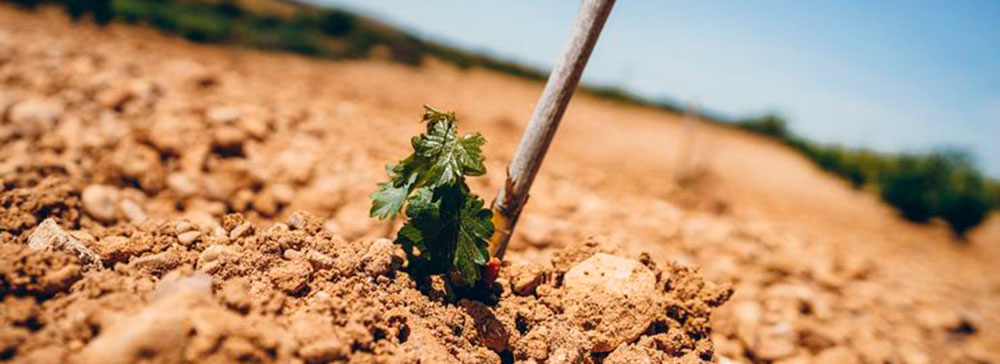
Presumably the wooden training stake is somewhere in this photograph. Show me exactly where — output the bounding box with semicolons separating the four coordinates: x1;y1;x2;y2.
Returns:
488;0;616;262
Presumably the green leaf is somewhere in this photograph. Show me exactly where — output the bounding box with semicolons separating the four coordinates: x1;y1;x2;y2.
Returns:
458;133;487;176
452;194;493;286
370;105;494;287
370;181;409;219
411;107;487;188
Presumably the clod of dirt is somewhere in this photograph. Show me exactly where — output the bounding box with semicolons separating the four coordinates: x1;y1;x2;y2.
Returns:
26;218;100;269
267;259;312;295
361;238;399;277
506;262;547;296
562;253;658;352
0;242;82;297
73;276;213;364
92;235;146;266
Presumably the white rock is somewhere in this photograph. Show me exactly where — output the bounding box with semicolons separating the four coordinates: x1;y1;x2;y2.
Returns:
27;218;101;269
9;99;62;137
206;106;240;124
562;253;658;352
81;185;119;224
152;271;213;301
751;322;798;361
119;199;147;223
176;231;201;246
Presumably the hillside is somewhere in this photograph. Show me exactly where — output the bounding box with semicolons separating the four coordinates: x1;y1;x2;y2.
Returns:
1;4;998;363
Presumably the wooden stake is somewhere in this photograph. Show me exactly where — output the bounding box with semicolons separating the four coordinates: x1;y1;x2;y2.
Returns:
489;0;616;260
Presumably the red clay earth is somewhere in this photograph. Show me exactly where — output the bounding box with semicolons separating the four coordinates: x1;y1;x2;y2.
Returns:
1;5;999;364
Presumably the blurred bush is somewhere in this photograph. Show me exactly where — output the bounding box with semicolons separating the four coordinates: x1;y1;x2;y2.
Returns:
737;114;998;238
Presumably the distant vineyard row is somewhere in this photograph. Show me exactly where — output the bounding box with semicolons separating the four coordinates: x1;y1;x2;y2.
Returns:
736;115;1000;237
8;0;998;236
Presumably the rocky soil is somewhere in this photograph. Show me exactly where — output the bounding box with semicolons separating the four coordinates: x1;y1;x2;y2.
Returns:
1;4;999;364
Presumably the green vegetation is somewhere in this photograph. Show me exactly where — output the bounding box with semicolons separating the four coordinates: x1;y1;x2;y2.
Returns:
737;114;999;237
370;106;493;287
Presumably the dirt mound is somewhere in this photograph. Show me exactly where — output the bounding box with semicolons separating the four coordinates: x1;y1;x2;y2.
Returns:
1;191;729;363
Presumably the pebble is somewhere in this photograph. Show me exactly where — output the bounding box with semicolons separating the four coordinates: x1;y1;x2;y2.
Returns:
751;323;798;361
174;220;194;233
81;185;119;224
166;173;199;197
197;244;238;273
228;222;254;240
152;271;213;301
288;211;308;230
508;262;546;296
207;106;241;124
176;231;201;245
119;199;147;223
8;98;62;137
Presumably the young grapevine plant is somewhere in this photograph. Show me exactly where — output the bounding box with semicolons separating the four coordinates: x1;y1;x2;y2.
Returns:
370;106;494;286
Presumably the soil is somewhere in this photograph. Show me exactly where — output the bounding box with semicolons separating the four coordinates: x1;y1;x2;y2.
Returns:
1;5;999;364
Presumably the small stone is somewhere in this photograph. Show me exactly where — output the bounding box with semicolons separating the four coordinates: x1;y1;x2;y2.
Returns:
152;270;213;301
27;219;101;269
166;173;199;197
751;323;798;361
119;199;147;223
562;253;658;352
207;106;241;124
507;262;546;296
197;244;238;273
176;231;201;246
288;211;308;230
174;220;194;233
8;99;61;137
81;185;119;224
283;249;302;260
305;250;335;270
228;222;254;240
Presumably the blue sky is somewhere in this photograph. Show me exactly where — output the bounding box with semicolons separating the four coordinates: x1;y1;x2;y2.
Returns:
316;0;1000;176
